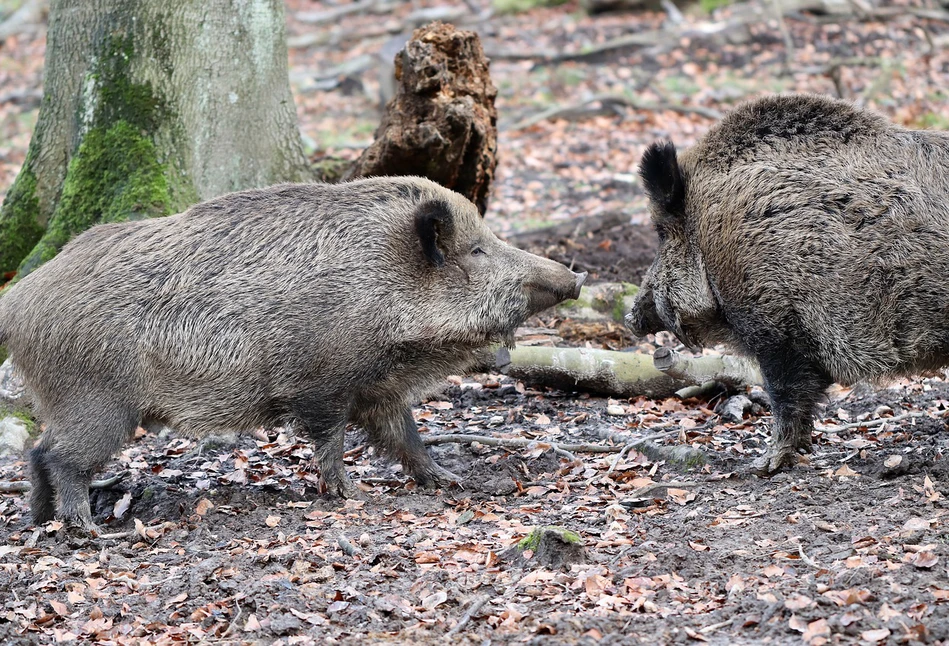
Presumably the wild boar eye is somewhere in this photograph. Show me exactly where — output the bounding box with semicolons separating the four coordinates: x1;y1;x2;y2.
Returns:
471;246;486;256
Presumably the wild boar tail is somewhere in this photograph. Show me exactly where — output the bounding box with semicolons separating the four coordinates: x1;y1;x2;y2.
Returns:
639;140;686;219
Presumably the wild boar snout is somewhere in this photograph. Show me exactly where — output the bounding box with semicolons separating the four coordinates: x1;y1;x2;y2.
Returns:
525;264;586;315
625;289;665;337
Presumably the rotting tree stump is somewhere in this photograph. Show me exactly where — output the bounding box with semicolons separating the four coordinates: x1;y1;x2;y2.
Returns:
345;21;498;214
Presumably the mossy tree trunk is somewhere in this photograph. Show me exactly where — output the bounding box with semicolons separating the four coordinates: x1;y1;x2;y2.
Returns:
0;0;310;277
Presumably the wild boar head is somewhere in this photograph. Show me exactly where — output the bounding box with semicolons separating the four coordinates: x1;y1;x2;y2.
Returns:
625;141;721;349
412;196;586;347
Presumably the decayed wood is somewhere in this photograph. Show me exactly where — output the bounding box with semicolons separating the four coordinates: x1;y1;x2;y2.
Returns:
345;22;498;214
487;344;763;399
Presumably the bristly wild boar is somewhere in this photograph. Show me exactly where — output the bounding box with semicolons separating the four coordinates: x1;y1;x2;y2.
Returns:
0;176;586;531
626;93;949;474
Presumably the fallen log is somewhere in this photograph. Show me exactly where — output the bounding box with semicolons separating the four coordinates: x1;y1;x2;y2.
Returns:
489;345;764;399
652;347;763;388
495;346;688;398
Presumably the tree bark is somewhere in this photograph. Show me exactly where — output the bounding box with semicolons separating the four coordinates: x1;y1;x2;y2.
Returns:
0;0;310;277
345;21;498;215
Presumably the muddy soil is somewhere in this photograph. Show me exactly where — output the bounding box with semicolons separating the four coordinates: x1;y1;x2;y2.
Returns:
509;214;660;285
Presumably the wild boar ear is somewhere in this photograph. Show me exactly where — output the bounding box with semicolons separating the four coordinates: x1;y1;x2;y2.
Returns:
414;199;455;267
639;141;685;219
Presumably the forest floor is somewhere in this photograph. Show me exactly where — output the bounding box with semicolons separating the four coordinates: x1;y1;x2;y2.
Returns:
1;0;949;644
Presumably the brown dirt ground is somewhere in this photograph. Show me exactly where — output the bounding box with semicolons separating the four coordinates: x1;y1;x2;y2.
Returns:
1;372;947;645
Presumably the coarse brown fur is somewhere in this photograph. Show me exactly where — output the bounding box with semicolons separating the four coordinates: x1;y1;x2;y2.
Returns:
627;94;949;473
0;176;585;530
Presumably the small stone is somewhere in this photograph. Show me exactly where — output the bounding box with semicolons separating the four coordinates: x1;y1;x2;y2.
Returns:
0;416;30;456
0;359;26;402
884;455;902;469
606;405;626;416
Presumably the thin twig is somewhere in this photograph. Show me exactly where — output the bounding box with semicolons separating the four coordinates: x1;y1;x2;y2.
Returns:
338;535;361;557
817;411;926;433
607;444;633;476
797;543;821;569
446;596;490;638
508;94;721;131
629;481;699;498
422;434;622;454
223;599;243;638
0;470;127;493
96;530;136;541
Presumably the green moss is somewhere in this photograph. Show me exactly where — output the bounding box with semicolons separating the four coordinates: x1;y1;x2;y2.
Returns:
0;161;42;274
17;121;171;275
517;526;581;551
492;0;569;14
312;156;352;184
0;407;35;435
700;0;735;12
613;283;639;323
12;32;185;278
0;346;7;364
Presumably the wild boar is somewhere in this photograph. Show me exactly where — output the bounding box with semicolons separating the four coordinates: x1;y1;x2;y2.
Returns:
626;93;949;474
0;177;586;531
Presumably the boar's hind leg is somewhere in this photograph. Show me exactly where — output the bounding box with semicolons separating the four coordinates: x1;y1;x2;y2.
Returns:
753;346;832;475
363;407;461;489
36;406;138;532
28;444;55;525
295;398;361;499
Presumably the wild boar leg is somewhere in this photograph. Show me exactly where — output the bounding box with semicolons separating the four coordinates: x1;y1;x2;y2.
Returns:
296;397;361;498
753;346;833;475
31;404;138;532
28;444;56;525
363;406;461;488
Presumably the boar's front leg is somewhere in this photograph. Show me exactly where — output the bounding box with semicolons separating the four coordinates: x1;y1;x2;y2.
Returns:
360;405;461;489
295;396;362;499
752;344;833;475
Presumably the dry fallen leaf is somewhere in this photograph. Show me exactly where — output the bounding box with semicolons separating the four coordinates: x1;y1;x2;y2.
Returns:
784;595;814;611
112;491;132;519
195;498;214;516
860;628;891;642
265;515;281;527
802;618;830;644
244;613;261;632
421;590;448;610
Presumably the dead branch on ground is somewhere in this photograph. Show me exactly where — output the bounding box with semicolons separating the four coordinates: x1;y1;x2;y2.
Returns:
0;0;48;42
0;470;127;493
508;94;722;131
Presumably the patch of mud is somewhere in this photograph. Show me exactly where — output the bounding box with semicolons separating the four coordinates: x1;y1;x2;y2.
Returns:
509;215;659;285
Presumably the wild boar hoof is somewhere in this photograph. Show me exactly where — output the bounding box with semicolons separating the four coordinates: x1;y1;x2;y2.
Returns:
415;465;463;490
749;448;809;476
322;477;367;501
59;518;101;539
